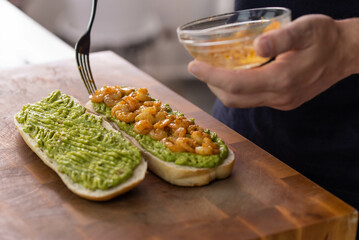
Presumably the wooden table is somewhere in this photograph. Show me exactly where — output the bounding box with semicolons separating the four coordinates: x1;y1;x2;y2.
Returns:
0;51;357;240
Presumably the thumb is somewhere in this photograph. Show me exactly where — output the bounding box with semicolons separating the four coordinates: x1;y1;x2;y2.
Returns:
188;60;211;80
254;16;314;57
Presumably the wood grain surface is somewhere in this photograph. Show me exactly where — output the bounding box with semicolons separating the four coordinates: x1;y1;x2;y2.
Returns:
0;51;357;240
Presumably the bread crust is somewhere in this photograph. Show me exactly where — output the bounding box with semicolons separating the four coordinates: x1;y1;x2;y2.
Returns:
14;96;147;201
86;101;235;187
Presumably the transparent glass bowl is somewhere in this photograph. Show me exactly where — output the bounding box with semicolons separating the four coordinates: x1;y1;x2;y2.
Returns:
177;7;291;70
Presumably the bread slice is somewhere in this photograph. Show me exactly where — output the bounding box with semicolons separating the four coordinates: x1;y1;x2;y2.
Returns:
14;95;147;201
86;101;235;187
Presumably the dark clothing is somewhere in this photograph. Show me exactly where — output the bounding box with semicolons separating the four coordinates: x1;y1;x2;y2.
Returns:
214;0;359;213
235;0;359;19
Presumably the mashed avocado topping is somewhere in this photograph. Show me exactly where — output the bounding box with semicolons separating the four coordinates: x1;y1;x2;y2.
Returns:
92;102;229;168
15;90;142;190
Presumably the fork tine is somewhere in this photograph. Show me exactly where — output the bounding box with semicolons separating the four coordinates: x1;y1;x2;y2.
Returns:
79;54;91;94
76;52;92;95
80;54;95;95
83;54;97;94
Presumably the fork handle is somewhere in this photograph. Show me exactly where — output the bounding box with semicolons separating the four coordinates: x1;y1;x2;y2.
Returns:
87;0;98;32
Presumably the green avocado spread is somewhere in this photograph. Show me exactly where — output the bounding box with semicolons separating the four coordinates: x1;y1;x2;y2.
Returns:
92;102;229;168
15;90;142;190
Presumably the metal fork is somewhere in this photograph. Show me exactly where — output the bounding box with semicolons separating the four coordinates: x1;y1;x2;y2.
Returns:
75;0;98;95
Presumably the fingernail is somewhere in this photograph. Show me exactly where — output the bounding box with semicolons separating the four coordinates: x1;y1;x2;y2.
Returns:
257;36;273;57
188;61;200;77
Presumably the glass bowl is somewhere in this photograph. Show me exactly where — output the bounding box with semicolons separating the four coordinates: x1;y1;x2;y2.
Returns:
177;7;291;70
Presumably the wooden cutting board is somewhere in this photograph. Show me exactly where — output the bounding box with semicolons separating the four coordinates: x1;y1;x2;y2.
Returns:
0;51;357;240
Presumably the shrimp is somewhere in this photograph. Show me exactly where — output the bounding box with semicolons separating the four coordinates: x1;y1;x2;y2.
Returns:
111;101;130;116
155;111;168;122
103;85;120;95
203;137;219;149
173;116;185;125
143;100;162;111
173;127;186;138
141;106;157;115
195;146;213;155
135;88;152;102
123;96;140;112
115;111;136;123
143;101;154;107
187;125;204;134
135;112;156;124
149;128;167;140
168;115;193;130
191;131;210;145
91;85;121;104
163;140;186;152
162;136;177;144
166;115;177;122
169;123;180;131
179;118;194;129
104;92;122;107
175;137;195;153
90;89;105;102
120;87;135;96
153;119;171;129
153;101;162;111
133;120;153;135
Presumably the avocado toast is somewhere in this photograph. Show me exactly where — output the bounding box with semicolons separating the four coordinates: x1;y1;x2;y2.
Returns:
14;90;147;201
86;86;235;186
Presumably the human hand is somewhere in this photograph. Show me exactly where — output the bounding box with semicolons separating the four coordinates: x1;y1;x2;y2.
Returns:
188;15;359;110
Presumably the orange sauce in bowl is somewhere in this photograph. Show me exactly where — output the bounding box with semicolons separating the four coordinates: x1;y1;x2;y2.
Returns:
185;21;281;70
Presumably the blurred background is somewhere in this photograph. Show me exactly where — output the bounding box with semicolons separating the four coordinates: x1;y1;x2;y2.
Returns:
7;0;234;114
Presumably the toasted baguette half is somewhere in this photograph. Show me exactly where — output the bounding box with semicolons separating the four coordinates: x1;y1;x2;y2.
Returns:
14;95;147;201
86;101;235;187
